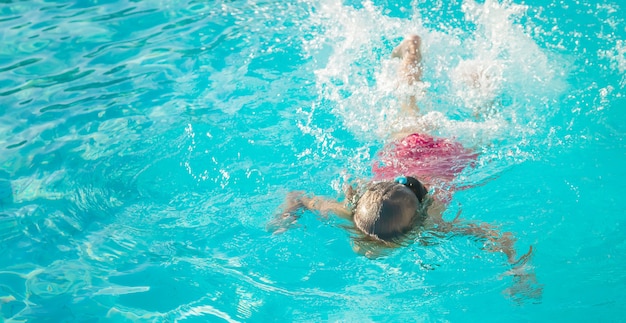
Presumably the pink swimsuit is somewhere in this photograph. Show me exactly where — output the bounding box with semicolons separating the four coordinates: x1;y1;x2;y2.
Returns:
372;133;477;183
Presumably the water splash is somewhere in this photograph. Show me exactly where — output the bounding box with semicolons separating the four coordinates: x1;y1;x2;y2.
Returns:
303;0;569;185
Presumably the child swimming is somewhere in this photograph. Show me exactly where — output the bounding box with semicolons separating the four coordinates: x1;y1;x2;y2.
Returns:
268;34;541;300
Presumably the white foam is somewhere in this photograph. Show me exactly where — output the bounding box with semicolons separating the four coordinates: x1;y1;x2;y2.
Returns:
599;39;626;88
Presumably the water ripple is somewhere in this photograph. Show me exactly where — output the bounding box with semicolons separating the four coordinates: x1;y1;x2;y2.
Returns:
0;0;623;321
0;57;42;73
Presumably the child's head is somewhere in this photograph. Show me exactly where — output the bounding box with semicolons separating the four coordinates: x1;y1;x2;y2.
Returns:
353;177;427;241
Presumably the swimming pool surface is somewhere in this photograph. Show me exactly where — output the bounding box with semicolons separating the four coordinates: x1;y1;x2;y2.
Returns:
1;0;625;321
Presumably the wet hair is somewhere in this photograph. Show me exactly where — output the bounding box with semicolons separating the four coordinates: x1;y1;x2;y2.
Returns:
352;177;428;242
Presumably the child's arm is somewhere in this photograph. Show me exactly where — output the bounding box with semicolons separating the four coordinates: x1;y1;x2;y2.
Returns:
428;206;542;302
451;220;531;264
267;191;352;234
291;192;352;219
429;206;530;264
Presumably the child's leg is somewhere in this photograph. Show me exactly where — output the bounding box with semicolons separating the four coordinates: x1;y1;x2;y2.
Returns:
392;34;423;114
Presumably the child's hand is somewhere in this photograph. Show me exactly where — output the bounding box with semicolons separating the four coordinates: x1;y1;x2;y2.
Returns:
502;246;544;304
267;211;300;235
503;267;543;304
266;191;306;234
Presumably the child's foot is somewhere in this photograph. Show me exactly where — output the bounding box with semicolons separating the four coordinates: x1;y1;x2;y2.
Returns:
392;34;423;114
392;34;422;85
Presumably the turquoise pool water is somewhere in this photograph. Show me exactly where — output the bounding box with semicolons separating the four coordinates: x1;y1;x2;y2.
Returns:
1;0;625;321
